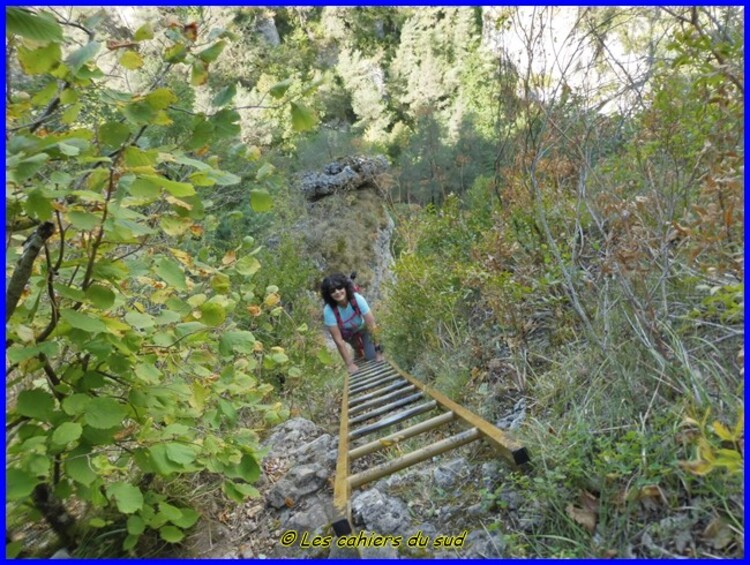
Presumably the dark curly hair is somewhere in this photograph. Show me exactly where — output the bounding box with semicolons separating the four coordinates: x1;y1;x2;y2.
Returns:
320;273;355;308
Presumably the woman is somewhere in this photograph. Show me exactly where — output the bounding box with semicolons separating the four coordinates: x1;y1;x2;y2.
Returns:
321;273;384;374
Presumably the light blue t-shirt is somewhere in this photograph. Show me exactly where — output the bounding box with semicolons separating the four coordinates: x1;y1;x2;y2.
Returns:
323;293;370;332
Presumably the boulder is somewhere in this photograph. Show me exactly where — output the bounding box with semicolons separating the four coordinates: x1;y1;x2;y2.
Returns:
262;418;321;461
297;155;389;201
267;463;330;509
432;457;469;489
351;489;412;538
462;529;506;558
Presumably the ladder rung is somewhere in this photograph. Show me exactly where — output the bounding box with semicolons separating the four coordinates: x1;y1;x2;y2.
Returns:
349;374;401;395
349;385;417;416
349;427;482;489
349;400;437;441
350;363;389;382
349;411;456;460
348;392;425;426
349;369;396;389
349;380;411;407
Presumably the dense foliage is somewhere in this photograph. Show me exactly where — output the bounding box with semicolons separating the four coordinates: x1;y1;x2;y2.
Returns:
6;6;743;558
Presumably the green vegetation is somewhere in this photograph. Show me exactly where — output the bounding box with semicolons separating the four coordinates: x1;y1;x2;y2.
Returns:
6;6;743;558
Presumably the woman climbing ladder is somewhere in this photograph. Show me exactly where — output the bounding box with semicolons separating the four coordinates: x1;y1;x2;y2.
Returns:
321;273;384;374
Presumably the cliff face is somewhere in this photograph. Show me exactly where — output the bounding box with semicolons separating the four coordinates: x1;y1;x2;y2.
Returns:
295;155;394;307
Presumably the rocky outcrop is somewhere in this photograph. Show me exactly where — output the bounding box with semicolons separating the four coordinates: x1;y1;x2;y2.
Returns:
297;155;389;201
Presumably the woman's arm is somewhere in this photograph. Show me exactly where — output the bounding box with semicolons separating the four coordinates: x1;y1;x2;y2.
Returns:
328;325;358;374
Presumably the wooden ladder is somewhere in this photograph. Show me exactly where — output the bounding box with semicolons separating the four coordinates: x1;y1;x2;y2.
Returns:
331;357;529;535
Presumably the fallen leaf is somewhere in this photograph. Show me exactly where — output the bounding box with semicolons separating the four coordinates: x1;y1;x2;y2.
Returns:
703;516;734;550
566;503;596;534
221;250;236;265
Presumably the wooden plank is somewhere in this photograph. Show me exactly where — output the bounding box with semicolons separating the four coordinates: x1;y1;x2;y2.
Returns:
349;412;455;460
389;360;530;465
348;428;482;489
332;371;352;534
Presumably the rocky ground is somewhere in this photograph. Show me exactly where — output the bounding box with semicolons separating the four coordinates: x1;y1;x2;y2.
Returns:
180;415;536;559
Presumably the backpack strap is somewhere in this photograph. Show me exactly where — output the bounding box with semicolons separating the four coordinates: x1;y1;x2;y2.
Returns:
332;296;362;339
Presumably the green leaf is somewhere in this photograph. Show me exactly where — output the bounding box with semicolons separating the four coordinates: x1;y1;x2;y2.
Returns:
219;331;256;357
6;469;40;500
134;363;161;384
235;256;261;277
51;422;83;446
165;443;199;465
226;454;261;483
160;525;184;543
250;190;273;212
127;515;146;536
191;59;208;86
212;109;241;139
22;189;52;221
60;88;78;104
120;50;143;70
99;121;131;148
66;41;101;74
60;309;107;333
15;153;50;183
145;87;177;110
154;257;187;290
84;398;127;429
269;78;293;99
212;83;236;107
6;8;63;42
187;119;214;149
122;100;156;125
128;176;161;198
159;215;192;236
65;447;97;485
57;141;80;156
198;302;226;327
170;507;199;528
68;210;99;230
142;174;195;197
124;146;157;167
123;534;139;552
198;40;226;63
31;81;58;106
85;284;115;309
290;101;315;131
62;394;91;416
61;103;82;124
164;43;187;63
134;22;154;41
125;311;155;330
148;444;186;475
159;502;183;522
17;42;62;74
106;482;144;514
317;348;334;365
16;389;56;421
206;169;241;186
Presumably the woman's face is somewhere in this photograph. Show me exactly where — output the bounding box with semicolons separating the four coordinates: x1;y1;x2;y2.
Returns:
330;285;346;303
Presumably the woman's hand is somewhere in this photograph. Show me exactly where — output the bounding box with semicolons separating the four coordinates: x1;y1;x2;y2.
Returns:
347;362;359;375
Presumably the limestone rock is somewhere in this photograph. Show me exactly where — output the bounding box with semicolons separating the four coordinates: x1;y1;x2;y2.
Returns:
351;489;412;538
267;463;330;509
297;155;389;201
262;418;321;461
